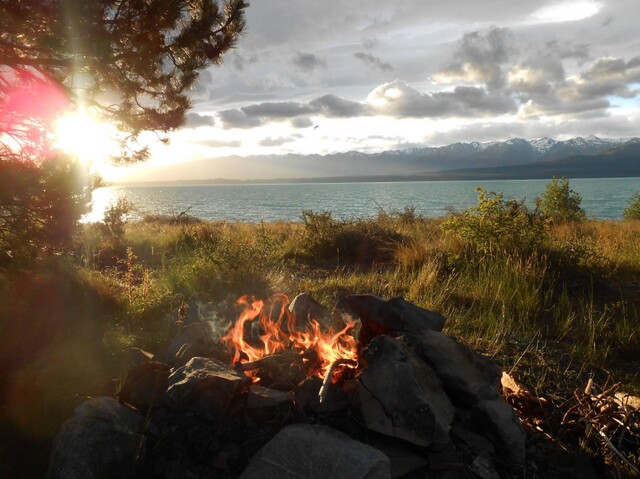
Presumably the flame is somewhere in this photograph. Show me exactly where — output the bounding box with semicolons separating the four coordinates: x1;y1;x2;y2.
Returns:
220;294;358;382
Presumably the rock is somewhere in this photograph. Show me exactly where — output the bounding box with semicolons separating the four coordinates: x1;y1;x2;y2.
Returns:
469;452;501;479
127;347;154;366
239;424;391;479
365;436;428;479
164;357;250;422
473;399;526;466
404;331;501;407
246;385;292;410
47;397;143;479
294;376;348;415
118;361;171;410
165;321;229;366
337;295;446;344
288;292;331;328
245;385;292;424
357;335;454;449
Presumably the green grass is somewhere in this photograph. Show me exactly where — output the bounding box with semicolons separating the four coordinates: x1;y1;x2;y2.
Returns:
2;208;640;476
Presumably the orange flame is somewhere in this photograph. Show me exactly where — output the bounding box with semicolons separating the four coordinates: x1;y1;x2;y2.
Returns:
220;294;358;382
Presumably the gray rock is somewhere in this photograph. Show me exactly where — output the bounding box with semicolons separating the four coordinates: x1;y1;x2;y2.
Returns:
473;399;526;466
357;335;454;449
47;397;143;479
127;347;154;366
239;424;391;479
404;331;501;407
337;295;446;344
164;357;250;421
165;321;228;366
246;385;292;413
288;292;331;327
366;437;428;479
118;361;171;410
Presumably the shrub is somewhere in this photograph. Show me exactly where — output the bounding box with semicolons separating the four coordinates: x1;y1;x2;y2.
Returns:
537;177;585;223
623;191;640;221
300;210;403;264
441;188;546;255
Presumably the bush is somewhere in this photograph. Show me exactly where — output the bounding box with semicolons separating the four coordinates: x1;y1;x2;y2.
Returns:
441;188;546;255
0;155;90;269
623;191;640;220
300;210;403;264
537;177;585;223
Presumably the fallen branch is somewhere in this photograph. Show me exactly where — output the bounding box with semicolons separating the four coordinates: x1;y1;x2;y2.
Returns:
598;426;640;476
318;359;357;404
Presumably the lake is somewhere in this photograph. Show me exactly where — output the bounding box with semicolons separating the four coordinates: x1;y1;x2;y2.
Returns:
85;177;640;223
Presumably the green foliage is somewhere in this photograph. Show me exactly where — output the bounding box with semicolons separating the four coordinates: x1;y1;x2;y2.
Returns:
1;0;248;160
441;188;546;255
100;198;134;245
623;191;640;221
300;210;404;264
537;176;585;223
0;155;90;269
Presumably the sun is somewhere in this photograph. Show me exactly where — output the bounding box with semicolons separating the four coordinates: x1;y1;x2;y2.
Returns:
53;109;118;169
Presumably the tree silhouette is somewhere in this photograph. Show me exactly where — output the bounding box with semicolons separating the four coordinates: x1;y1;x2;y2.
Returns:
1;0;247;161
0;0;247;266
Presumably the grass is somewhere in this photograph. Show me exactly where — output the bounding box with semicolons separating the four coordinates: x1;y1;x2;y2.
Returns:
69;210;640;384
2;207;640;477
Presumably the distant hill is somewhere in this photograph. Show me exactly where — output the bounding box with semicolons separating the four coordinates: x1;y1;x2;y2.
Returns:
425;140;640;180
119;136;639;184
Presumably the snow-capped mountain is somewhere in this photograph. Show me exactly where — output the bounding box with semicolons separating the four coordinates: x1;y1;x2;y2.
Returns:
123;136;639;183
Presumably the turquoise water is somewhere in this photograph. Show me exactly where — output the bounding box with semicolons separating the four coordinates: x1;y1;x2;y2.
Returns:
86;178;640;223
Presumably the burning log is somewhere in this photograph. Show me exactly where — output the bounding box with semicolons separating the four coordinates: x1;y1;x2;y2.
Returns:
318;358;357;404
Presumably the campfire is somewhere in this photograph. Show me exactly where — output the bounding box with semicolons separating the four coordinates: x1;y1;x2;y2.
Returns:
48;293;529;479
220;294;359;398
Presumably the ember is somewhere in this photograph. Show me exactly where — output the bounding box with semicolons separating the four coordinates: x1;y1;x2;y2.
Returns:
220;294;359;385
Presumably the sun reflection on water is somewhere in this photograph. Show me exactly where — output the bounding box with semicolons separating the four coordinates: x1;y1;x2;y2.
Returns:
81;186;119;223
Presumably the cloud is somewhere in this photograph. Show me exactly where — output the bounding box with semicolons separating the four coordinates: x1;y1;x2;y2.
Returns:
194;139;242;148
217;109;265;129
291;117;314;128
576;56;640;98
366;80;516;117
258;136;297;147
361;37;377;49
184;113;216;128
438;27;515;88
217;95;368;128
309;94;369;117
230;52;259;71
354;52;393;72
292;52;327;72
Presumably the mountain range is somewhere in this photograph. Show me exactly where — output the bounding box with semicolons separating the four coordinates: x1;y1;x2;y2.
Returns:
121;136;640;184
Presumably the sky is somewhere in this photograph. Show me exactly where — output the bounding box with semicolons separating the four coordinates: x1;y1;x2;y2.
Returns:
111;0;640;181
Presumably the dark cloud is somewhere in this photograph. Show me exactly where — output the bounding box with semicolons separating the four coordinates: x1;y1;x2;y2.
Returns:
184;113;216;128
575;56;640;99
218;95;368;128
440;27;515;88
292;52;327;72
309;94;369;117
291;117;314;128
217;109;265;129
354;52;393;72
367;80;516;117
